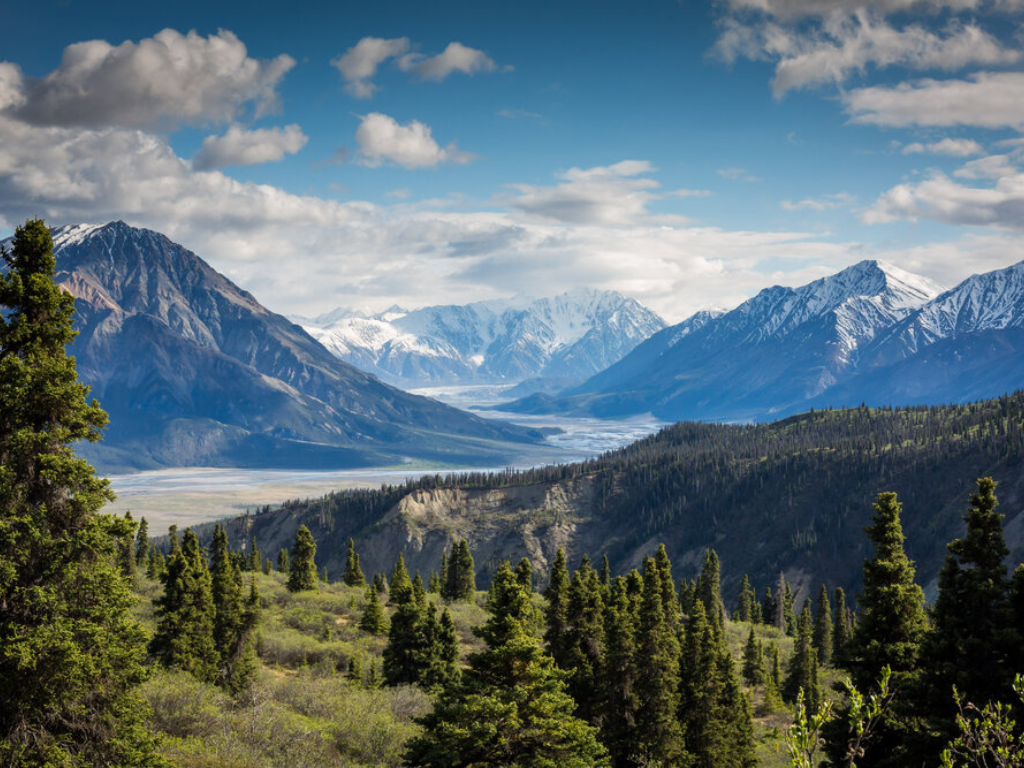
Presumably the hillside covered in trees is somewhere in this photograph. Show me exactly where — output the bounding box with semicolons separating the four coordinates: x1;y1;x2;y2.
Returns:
205;394;1024;602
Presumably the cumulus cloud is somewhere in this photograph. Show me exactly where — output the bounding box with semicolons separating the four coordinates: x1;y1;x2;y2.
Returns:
331;37;505;98
192;124;308;170
5;29;295;129
331;37;410;98
0;63;25;111
782;192;855;210
723;0;1023;18
901;138;983;156
845;72;1024;129
863;154;1024;228
715;11;1018;97
397;42;501;81
354;112;474;169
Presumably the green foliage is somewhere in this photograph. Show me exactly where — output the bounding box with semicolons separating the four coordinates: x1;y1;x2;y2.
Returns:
389;552;412;605
276;548;289;573
784;689;834;768
343;538;366;587
136;516;151;569
813;583;833;667
515;556;533;592
562;556;606;724
785;602;820;711
698;548;723;628
442;540;476;603
939;674;1024;768
833;587;851;665
737;573;755;623
601;577;640;766
743;625;765;686
405;562;609;767
359;585;388;635
0;219;159;765
543;546;570;663
286;525;318;593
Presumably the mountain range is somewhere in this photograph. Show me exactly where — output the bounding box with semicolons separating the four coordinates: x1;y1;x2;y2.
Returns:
17;222;542;472
297;289;665;393
501;259;1024;421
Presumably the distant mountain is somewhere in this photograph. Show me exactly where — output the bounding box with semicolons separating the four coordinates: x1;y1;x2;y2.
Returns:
501;260;953;421
301;289;666;391
26;222;540;472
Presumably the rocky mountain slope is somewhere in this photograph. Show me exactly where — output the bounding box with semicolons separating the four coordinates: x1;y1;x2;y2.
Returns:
300;289;665;391
29;222;541;471
199;394;1024;605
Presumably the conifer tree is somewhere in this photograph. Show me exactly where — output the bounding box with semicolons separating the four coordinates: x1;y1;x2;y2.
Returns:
225;578;261;695
0;219;158;765
783;580;797;636
742;626;764;686
602;577;640;766
262;557;272;575
428;570;441;593
515;556;533;591
343;538;366;586
1013;565;1024;675
833;586;851;665
286;525;318;592
443;539;476;602
784;601;820;711
544;546;571;663
389;552;413;604
924;478;1016;712
633;558;688;765
347;654;363;686
763;585;776;628
248;534;261;572
359;584;388;635
134;516;150;569
405;562;609;767
655;543;679;622
697;549;722;626
679;577;697;615
383;572;426;685
421;606;460;692
563;558;606;724
210;525;248;683
277;547;289;573
374;572;387;594
151;529;219;682
117;511;138;578
600;554;612;587
366;659;380;688
736;574;755;623
813;583;833;667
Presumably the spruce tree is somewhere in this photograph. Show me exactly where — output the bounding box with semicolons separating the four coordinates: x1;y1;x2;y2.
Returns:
783;580;797;636
277;547;290;573
783;601;820;712
0;219;158;765
600;553;612;587
421;606;460;692
117;511;138;578
813;583;833;667
655;543;679;622
360;585;388;634
443;539;476;602
134;516;150;569
383;574;426;685
343;538;366;586
210;525;247;683
697;549;722;626
286;525;318;592
404;563;609;767
762;585;776;628
389;552;413;604
925;478;1016;712
544;547;571;664
248;534;261;572
633;558;688;765
151;529;219;682
742;625;764;686
515;556;533;592
602;577;640;766
736;574;754;623
563;558;606;725
833;586;851;665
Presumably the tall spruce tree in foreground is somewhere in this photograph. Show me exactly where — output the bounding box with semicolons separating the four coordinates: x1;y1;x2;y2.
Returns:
442;539;476;602
360;585;388;634
134;516;150;569
925;478;1016;712
833;586;851;665
0;219;158;765
544;547;571;662
827;491;929;768
343;537;366;586
784;601;820;711
813;583;833;667
405;562;609;767
602;577;640;766
286;525;318;592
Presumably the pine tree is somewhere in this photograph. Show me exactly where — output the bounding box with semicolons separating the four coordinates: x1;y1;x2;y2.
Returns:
925;478;1016;712
343;538;366;586
0;219;158;765
286;525;318;592
151;529;219;682
833;586;851;665
389;552;413;604
633;557;688;765
248;534;261;572
134;516;150;569
544;547;571;664
813;583;833;667
1013;565;1024;676
679;577;697;615
210;525;247;683
383;572;426;685
360;585;388;634
421;607;460;692
262;557;272;575
443;539;476;602
374;572;387;594
602;577;640;766
277;547;290;573
784;601;820;712
404;562;609;767
225;578;261;695
655;543;679;623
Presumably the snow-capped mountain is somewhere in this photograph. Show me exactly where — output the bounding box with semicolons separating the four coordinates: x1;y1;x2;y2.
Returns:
503;260;955;421
302;288;666;389
17;221;539;471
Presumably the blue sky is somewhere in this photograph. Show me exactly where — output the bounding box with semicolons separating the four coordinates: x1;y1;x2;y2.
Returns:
1;0;1023;321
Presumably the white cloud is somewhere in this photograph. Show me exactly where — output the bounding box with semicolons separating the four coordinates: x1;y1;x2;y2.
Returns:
331;38;505;98
901;138;983;156
354;112;474;169
723;0;1024;18
863;156;1024;228
715;12;1018;97
717;167;762;182
397;42;501;81
193;124;308;170
0;63;25;111
668;188;714;198
845;72;1024;129
6;29;294;129
782;192;855;210
331;37;410;98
